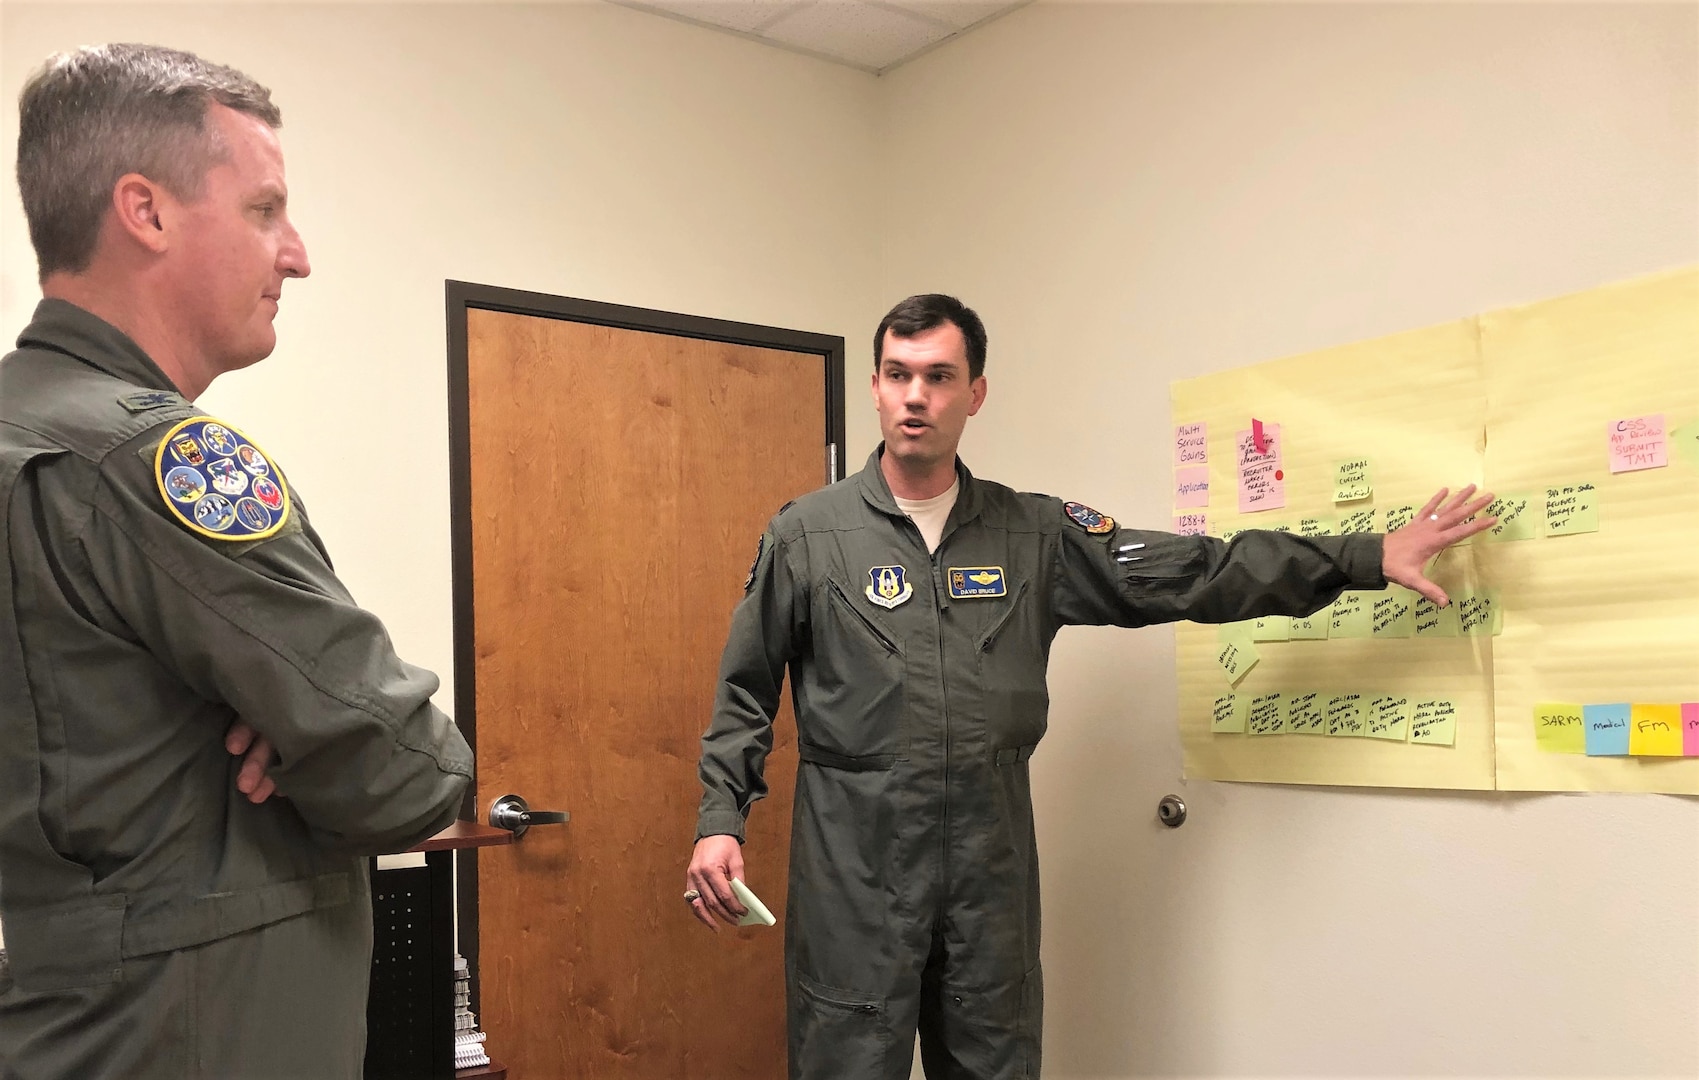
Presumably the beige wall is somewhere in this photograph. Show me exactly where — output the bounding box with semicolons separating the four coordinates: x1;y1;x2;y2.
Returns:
4;2;1696;1077
882;2;1698;1077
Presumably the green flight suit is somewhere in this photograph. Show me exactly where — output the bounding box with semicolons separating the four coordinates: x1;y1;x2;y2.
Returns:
0;301;473;1079
697;448;1385;1080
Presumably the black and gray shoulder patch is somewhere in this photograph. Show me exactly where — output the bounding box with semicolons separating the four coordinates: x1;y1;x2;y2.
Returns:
118;389;185;414
743;533;767;592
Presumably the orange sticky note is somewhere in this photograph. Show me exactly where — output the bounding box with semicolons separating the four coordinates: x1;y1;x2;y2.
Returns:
1628;704;1683;757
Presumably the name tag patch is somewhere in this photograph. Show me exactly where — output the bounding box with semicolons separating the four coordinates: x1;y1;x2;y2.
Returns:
948;566;1007;599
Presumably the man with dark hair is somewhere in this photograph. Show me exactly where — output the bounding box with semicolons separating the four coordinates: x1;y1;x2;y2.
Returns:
0;44;471;1078
685;293;1494;1078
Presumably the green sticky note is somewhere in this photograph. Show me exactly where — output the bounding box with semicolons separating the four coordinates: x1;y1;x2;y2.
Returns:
1325;694;1367;736
1220;527;1245;543
1371;592;1415;638
1544;483;1599;536
1457;592;1502;636
1211;694;1249;733
1285;692;1327;735
1248;693;1286;735
1366;695;1412;741
1485;494;1537;541
1533;702;1586;754
1338;509;1377;535
1329;592;1373;638
1252;615;1291;641
1334;458;1373;503
1267;522;1294;534
1289;612;1330;640
1410;699;1457;746
1217;620;1255;645
1299;516;1334;537
1216;639;1259;685
1384;505;1417;533
1674;420;1699;468
1412;596;1461;637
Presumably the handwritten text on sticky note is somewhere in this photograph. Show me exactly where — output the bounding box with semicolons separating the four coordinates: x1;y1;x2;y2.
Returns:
1212;694;1248;733
1544;483;1599;536
1325;694;1366;737
1174;466;1210;509
1216;640;1259;685
1286;692;1326;735
1608;414;1667;474
1248;694;1285;735
1174;513;1207;536
1236;425;1285;513
1534;703;1585;754
1628;704;1683;757
1486;494;1537;541
1333;458;1372;503
1582;703;1630;756
1410;700;1457;746
1175;423;1207;467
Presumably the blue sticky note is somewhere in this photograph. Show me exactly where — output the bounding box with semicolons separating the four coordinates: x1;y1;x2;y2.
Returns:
1582;703;1631;756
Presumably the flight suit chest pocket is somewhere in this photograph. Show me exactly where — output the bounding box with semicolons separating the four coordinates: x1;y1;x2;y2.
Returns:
804;578;907;761
976;579;1050;751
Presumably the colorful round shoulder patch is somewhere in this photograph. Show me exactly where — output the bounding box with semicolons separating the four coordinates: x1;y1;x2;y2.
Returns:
154;417;290;541
1063;500;1116;535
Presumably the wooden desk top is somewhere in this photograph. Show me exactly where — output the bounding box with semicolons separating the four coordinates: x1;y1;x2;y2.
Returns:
408;820;514;852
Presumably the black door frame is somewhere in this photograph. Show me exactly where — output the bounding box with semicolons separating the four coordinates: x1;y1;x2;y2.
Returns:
444;279;846;1013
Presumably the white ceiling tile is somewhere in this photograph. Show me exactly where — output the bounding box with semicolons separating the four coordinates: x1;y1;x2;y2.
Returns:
761;1;954;71
623;0;808;35
880;1;1022;33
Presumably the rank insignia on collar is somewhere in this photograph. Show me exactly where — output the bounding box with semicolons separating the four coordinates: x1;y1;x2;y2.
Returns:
948;566;1007;599
866;565;914;610
154;417;291;541
118;390;181;413
1064;501;1116;535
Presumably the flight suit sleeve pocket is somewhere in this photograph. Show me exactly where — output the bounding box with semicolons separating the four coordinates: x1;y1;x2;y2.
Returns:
1116;532;1207;585
792;974;891;1078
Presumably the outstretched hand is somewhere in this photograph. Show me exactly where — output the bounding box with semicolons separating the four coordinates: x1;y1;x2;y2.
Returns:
686;835;749;932
225;721;278;804
1381;486;1498;607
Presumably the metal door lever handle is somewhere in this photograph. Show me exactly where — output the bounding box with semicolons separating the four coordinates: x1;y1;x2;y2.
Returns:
488;794;570;838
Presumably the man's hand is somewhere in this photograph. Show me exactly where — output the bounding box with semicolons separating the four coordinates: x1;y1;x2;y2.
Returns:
225;721;278;804
686;835;749;932
1382;485;1498;607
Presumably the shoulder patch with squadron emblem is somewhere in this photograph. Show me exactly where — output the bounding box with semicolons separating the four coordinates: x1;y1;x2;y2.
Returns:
154;417;291;541
865;565;914;610
1063;501;1116;535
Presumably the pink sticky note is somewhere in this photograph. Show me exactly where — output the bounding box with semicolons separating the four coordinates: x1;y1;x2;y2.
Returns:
1174;512;1207;536
1608;414;1667;474
1174;466;1210;508
1236;424;1285;514
1251;418;1267;454
1684;703;1699;757
1174;423;1207;467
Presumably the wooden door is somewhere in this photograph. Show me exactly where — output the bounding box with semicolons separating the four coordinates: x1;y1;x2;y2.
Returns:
450;287;840;1079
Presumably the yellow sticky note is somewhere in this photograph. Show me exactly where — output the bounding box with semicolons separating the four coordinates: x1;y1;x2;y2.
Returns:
1285;692;1327;735
1338;509;1377;535
1384;505;1417;532
1289;612;1330;640
1252;615;1290;641
1629;704;1684;757
1329;592;1373;638
1216;639;1259;685
1413;596;1461;637
1485;494;1538;541
1533;703;1586;754
1325;694;1366;737
1217;620;1255;645
1674;420;1699;468
1410;700;1457;746
1211;694;1249;733
1334;458;1373;503
1248;693;1286;735
1371;592;1414;638
1299;516;1334;537
1366;695;1411;742
1543;483;1599;536
1457;592;1501;637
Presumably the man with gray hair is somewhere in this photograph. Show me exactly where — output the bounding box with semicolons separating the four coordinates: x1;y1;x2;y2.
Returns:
0;44;472;1078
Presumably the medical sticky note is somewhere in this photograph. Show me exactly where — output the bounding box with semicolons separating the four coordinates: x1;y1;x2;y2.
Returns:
1371;593;1414;638
1174;512;1207;536
1410;700;1457;746
1248;693;1285;735
1211;694;1249;733
1366;696;1411;742
1174;466;1210;509
1413;596;1461;638
1325;694;1366;737
1338;509;1377;535
1286;692;1327;735
1608;414;1667;473
1543;483;1599;536
1216;639;1259;685
1485;494;1537;541
1628;704;1683;757
1289;612;1330;640
1299;516;1334;537
1334;458;1372;503
1329;592;1373;638
1252;615;1290;642
1175;423;1207;467
1384;505;1417;533
1582;703;1631;756
1533;703;1585;754
1458;592;1501;637
1236;424;1285;513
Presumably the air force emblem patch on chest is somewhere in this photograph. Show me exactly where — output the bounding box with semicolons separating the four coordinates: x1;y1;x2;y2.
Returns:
866;565;914;609
948;566;1007;599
